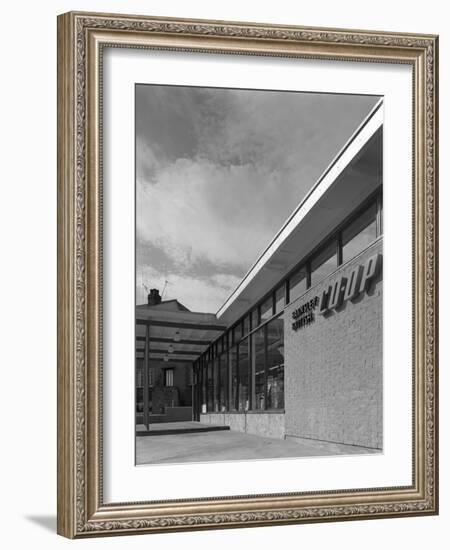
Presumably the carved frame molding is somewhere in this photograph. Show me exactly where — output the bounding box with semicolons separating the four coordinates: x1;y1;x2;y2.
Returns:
57;11;438;538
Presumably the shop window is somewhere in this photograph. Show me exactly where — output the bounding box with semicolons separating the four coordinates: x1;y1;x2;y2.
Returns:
252;327;266;410
260;295;274;322
310;239;337;286
274;285;285;314
213;357;220;412
202;361;207;410
226;331;232;349
164;368;174;387
266;315;284;410
238;339;250;411
289;265;308;303
230;346;238;411
242;315;250;337
342;202;377;263
219;353;228;412
235;323;243;343
250;308;258;331
207;359;214;412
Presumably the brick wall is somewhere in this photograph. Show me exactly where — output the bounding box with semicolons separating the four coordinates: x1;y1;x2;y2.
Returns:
152;386;180;414
285;239;383;449
147;361;193;408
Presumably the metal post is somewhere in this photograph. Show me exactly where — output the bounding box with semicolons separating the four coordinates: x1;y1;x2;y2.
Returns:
251;334;256;411
248;335;253;411
229;336;233;411
191;365;195;421
143;324;150;431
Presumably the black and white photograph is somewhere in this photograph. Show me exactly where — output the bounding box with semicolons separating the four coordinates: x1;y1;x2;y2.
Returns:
53;6;438;541
134;84;384;465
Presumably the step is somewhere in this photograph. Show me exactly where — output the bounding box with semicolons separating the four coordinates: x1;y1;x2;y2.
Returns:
136;425;230;437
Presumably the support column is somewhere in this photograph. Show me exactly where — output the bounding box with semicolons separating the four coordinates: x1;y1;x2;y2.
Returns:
251;334;256;411
191;364;195;421
248;335;253;411
143;324;150;430
227;347;232;412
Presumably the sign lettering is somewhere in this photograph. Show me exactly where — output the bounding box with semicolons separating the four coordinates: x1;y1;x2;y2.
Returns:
291;253;381;331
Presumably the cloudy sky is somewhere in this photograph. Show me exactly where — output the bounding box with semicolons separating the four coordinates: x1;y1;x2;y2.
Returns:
136;84;378;312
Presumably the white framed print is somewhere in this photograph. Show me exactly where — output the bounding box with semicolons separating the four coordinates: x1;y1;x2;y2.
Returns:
57;11;439;538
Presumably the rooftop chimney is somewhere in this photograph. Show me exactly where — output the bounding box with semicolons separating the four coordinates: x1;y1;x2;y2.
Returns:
147;288;162;306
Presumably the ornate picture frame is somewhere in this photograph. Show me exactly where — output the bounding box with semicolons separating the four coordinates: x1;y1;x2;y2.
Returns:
57;11;438;538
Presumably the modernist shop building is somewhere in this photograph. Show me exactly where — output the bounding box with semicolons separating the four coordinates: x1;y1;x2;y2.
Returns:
136;100;383;452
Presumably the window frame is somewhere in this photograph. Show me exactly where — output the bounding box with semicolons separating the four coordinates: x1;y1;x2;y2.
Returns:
197;188;382;416
164;367;174;388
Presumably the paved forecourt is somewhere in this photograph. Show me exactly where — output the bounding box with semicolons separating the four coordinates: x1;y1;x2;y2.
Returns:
136;426;380;465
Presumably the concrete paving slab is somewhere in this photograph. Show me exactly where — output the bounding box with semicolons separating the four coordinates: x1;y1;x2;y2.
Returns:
136;427;380;465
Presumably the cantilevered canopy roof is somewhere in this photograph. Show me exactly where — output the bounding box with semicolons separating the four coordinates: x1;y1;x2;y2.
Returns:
136;305;226;363
216;99;384;326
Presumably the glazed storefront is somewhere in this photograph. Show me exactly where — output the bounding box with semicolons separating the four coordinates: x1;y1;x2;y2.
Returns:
193;104;383;449
194;189;383;448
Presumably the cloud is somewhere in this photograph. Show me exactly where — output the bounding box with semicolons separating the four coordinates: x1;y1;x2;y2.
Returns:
136;156;286;274
135;85;379;313
136;265;241;313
